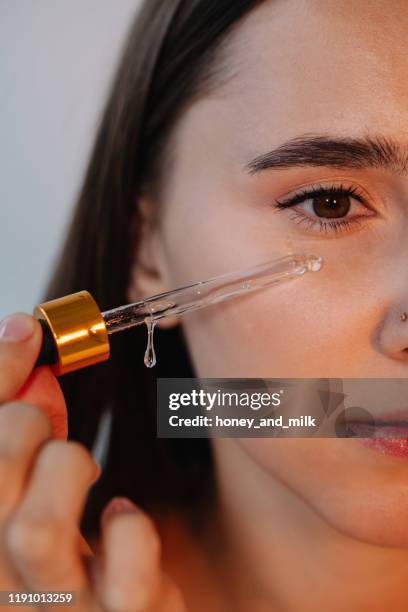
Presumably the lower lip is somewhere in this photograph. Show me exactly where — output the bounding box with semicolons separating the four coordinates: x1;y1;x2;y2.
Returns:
349;423;408;458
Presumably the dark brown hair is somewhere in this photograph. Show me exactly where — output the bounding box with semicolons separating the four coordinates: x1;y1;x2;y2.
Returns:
44;0;260;536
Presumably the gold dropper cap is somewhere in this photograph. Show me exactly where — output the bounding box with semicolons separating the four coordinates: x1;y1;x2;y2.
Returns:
34;290;110;376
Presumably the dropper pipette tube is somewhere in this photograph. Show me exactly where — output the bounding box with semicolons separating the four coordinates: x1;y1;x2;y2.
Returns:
102;253;322;334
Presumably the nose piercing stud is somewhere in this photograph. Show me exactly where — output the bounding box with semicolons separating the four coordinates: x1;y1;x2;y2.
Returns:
401;312;408;322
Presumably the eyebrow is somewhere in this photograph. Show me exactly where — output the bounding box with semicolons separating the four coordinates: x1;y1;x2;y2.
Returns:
245;134;408;175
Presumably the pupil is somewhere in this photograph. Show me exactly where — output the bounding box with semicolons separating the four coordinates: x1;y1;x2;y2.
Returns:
312;194;350;218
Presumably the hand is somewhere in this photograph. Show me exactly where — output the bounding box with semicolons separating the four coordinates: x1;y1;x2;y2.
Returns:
0;313;187;611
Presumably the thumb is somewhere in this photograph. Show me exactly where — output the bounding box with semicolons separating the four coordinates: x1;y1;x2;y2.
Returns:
0;313;43;403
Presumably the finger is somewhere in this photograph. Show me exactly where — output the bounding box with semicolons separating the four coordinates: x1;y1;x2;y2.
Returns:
99;498;163;611
0;403;52;594
14;367;68;440
5;440;100;596
0;402;51;520
79;533;94;557
0;314;42;404
155;573;188;612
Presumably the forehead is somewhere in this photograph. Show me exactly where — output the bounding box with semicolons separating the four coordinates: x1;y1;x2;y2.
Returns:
220;0;408;137
159;0;408;228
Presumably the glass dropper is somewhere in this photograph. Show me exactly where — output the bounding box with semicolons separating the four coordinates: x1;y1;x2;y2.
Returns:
33;252;322;375
102;253;322;334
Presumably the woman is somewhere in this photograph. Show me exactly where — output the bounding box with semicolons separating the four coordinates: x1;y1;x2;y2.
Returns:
2;0;408;609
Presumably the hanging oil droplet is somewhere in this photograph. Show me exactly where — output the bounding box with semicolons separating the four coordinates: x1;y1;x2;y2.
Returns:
306;255;322;272
144;318;157;368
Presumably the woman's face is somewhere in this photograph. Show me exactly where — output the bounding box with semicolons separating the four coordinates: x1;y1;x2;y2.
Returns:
131;0;408;547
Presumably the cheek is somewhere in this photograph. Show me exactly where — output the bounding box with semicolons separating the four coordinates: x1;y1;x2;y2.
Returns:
159;185;395;377
181;273;371;378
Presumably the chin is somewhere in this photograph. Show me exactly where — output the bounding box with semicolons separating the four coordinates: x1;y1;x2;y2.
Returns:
241;437;408;548
310;447;408;548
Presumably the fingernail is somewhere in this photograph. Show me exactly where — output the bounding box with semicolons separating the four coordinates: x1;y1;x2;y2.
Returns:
0;314;35;343
101;497;137;526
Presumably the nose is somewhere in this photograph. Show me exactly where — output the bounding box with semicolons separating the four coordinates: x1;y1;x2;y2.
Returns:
377;302;408;361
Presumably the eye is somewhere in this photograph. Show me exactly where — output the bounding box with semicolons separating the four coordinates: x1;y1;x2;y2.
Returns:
274;183;376;235
295;190;356;218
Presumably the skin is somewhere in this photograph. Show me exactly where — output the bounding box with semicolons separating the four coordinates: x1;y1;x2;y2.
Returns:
3;0;408;610
129;0;408;609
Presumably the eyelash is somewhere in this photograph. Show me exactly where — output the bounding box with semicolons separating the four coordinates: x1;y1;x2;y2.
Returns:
274;183;374;236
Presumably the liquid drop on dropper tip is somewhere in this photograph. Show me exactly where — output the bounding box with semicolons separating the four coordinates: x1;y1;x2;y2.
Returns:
306;255;323;272
144;319;157;368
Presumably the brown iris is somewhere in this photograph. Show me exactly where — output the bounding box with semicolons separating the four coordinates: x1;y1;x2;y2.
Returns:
312;194;351;218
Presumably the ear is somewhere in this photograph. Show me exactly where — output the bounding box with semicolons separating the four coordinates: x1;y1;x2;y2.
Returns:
126;195;179;330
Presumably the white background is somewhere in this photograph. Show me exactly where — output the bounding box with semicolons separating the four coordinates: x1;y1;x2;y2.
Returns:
0;0;140;317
